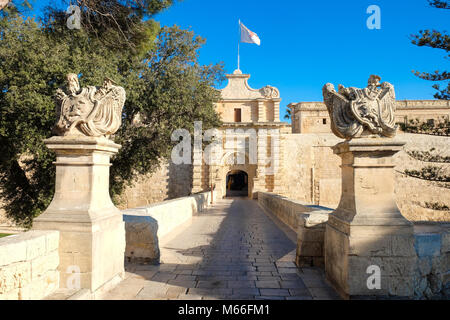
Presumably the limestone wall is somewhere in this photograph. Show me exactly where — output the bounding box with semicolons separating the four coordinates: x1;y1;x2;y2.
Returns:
122;190;218;263
413;224;450;298
279;133;450;222
394;134;450;222
0;230;59;300
116;161;193;210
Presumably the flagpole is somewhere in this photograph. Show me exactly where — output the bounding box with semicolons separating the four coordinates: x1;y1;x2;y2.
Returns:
238;19;240;71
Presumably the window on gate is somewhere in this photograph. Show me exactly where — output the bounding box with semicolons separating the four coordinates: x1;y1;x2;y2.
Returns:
234;108;242;122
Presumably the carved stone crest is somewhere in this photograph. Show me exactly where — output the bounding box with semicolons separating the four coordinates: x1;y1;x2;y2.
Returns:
322;75;397;139
261;85;280;99
53;73;126;138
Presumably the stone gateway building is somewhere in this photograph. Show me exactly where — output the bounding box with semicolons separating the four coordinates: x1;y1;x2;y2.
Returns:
192;69;290;199
110;69;450;223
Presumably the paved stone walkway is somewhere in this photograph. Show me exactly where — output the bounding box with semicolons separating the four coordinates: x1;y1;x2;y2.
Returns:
103;198;341;300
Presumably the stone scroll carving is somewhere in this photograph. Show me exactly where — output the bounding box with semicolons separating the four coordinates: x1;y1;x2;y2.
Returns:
261;85;280;99
322;75;397;139
53;73;126;138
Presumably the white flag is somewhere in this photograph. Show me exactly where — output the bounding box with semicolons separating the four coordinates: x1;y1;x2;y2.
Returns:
240;21;261;46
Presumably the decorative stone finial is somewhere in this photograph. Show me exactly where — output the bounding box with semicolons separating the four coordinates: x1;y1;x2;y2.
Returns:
322;75;397;139
53;74;126;138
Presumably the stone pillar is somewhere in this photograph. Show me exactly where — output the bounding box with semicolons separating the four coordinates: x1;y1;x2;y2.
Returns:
257;99;266;122
192;152;203;193
271;129;284;194
324;138;416;299
251;130;268;198
192;121;204;193
273;98;281;122
33;136;125;298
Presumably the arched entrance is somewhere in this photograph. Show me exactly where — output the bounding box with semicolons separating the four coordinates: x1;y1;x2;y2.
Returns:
226;170;248;197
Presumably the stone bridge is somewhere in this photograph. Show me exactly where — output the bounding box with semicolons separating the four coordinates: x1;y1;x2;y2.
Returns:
103;198;340;300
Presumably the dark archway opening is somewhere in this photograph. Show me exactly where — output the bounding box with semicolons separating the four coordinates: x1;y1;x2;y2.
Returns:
226;170;248;197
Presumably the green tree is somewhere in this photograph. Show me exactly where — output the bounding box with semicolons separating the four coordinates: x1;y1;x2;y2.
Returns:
411;0;449;100
283;107;291;121
44;0;176;55
0;6;223;227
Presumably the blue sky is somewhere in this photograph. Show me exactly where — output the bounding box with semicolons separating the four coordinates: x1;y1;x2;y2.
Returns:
28;0;450;121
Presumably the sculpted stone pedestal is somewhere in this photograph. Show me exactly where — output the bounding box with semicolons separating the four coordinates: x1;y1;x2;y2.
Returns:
33;136;125;298
324;138;416;299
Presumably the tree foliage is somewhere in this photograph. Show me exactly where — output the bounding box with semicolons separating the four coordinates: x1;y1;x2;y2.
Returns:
44;0;177;55
411;1;449;99
283;107;291;120
0;5;224;227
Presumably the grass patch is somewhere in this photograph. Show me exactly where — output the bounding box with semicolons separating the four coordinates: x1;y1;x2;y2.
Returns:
0;233;11;238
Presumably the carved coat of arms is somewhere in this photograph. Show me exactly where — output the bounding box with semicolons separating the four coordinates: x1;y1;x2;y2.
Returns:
261;85;280;99
322;75;397;139
53;73;126;138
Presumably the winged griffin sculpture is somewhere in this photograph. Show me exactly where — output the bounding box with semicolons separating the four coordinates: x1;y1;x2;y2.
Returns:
53;73;126;138
322;75;397;139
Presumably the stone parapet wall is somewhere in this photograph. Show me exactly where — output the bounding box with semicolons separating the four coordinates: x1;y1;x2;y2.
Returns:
0;230;59;300
122;191;218;263
257;192;315;231
257;192;332;267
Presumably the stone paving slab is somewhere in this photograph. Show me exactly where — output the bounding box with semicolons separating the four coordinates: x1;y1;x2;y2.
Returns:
103;198;340;300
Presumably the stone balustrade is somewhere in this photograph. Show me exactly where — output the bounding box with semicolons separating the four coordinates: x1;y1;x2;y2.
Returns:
0;230;59;300
122;190;218;264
